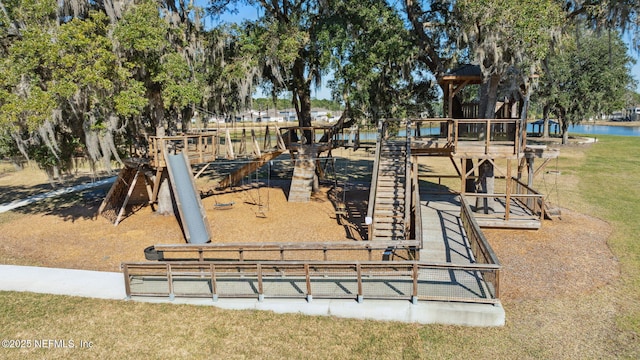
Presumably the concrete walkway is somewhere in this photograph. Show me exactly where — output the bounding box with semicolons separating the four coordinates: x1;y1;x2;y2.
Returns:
0;264;504;326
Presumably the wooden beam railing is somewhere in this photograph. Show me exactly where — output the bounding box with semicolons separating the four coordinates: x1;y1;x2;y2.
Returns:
122;260;501;304
149;133;218;168
462;176;544;224
510;177;545;218
150;240;422;262
409;118;523;156
278;126;333;149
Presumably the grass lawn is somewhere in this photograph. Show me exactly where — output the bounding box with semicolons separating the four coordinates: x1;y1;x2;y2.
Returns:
1;135;639;359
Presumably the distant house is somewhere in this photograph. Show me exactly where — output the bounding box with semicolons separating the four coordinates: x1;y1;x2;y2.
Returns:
626;106;640;121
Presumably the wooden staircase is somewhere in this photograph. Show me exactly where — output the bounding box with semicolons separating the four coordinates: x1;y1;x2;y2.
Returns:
371;140;407;240
289;151;316;202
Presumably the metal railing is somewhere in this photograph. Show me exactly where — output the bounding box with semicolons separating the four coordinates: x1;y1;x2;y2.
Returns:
404;122;413;239
122;260;501;304
459;196;501;298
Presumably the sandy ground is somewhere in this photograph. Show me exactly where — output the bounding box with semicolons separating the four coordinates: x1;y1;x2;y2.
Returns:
0;154;618;304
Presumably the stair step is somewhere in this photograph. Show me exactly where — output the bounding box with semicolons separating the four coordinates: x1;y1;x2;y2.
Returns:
375;221;404;227
372;231;405;240
375;209;404;215
375;198;405;204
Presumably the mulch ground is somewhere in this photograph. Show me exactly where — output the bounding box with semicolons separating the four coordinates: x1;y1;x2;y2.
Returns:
0;165;619;305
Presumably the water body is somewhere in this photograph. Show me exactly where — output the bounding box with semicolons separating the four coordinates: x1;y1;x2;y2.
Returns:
567;124;640;137
307;123;640;142
527;122;640;137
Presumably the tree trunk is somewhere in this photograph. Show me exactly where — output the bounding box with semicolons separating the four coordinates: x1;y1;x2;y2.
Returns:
292;58;313;142
542;104;550;138
478;160;495;214
479;73;501;119
555;106;569;145
150;88;166;137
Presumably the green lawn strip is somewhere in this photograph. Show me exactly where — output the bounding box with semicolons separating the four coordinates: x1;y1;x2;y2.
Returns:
0;291;432;359
573;135;640;334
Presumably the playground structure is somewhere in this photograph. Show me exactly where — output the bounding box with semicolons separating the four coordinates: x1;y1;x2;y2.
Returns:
116;112;558;312
98;125;362;235
98;69;559;319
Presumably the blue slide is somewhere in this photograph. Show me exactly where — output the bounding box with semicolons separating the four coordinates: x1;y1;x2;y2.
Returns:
165;152;211;244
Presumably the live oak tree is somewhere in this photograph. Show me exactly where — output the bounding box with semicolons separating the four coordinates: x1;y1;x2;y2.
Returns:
209;0;430;128
454;0;564;119
0;1;145;181
326;0;431;123
535;28;635;144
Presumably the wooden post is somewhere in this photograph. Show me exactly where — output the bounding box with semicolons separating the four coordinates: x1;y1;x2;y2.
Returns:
252;129;261;158
210;264;218;301
239;129;247;156
225;129;235;160
263;126;272;150
460;158;467;194
167;263;174;300
115;170;140;226
412;263;419;302
356;264;363;303
122;265;132;298
505;159;512;221
305;264;312;301
257;264;264;301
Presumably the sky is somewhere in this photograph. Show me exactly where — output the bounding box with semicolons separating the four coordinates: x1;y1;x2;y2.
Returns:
201;4;334;99
201;3;640;96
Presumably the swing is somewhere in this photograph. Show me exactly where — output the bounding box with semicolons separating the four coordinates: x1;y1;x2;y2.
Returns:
213;197;235;210
243;160;270;218
542;157;562;219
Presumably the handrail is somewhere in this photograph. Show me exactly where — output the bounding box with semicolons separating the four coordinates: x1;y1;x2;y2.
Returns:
365;120;384;238
150;240;421;262
278;126;333;145
411;159;423;252
459;195;501;298
154;240;420;251
409;118;521;156
122;259;501;304
404;121;412;239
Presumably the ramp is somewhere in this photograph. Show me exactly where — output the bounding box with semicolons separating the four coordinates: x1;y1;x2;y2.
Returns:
165;151;211;244
217;150;284;189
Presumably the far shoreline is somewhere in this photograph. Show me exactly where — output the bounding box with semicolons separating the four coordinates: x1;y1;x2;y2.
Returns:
589;120;640;127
